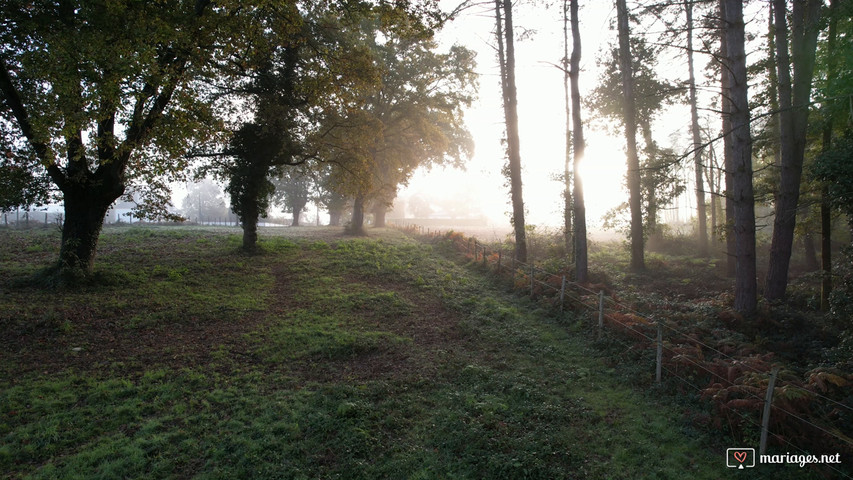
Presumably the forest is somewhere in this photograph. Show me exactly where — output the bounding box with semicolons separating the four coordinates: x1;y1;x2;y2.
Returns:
1;0;852;478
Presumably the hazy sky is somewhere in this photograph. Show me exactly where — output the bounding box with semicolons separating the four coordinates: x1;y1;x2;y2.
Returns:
400;0;721;230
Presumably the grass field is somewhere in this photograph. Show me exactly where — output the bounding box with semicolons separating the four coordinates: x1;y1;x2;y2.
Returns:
0;225;829;479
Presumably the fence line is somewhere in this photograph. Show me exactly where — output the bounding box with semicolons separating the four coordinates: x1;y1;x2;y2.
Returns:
391;223;853;468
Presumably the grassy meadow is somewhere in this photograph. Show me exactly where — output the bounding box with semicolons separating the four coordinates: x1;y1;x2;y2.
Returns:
0;225;830;479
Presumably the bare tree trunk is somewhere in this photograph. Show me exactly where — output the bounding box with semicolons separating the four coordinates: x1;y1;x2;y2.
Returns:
495;0;527;263
803;232;819;271
350;195;366;235
240;201;259;251
569;0;588;283
616;0;644;272
373;204;387;228
329;209;342;227
765;0;822;301
724;0;757;316
562;0;573;258
686;0;708;256
705;147;719;243
820;0;840;311
720;1;736;278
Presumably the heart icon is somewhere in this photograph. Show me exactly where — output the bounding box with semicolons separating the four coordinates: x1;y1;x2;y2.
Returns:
733;451;747;463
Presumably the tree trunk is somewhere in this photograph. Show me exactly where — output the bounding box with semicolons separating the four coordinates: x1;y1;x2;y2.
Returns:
616;0;644;272
821;185;832;310
373;204;387;228
496;0;527;263
329;209;342;227
705;148;719;242
720;1;737;278
59;183;121;275
803;232;819;271
569;0;588;283
350;195;366;235
765;0;822;301
240;200;259;251
291;206;302;226
820;0;840;311
562;0;573;258
724;0;757;316
686;0;708;256
639;122;660;238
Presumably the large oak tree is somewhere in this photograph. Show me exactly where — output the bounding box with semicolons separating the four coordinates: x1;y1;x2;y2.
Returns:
0;0;239;276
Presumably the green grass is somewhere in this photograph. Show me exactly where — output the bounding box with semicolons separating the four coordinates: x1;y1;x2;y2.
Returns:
0;225;832;479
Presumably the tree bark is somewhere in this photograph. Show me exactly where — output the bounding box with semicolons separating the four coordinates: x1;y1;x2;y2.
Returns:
496;0;527;263
373;204;387;228
57;176;123;275
720;0;736;278
240;201;259;251
329;209;343;227
562;0;573;258
765;0;822;301
291;207;302;226
820;0;840;311
616;0;644;272
350;195;366;235
724;0;757;316
686;0;708;256
569;0;588;283
803;232;819;271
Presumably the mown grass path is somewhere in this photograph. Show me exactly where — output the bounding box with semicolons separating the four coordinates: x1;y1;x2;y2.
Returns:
0;226;749;479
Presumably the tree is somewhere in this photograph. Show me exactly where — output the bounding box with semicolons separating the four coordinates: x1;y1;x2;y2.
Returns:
590;32;682;247
272;168;312;226
815;0;848;309
495;0;527;263
0;0;234;276
723;0;758;316
220;2;380;249
765;0;823;301
568;0;588;283
180;179;228;222
560;0;573;258
685;0;709;256
615;0;645;272
319;31;476;234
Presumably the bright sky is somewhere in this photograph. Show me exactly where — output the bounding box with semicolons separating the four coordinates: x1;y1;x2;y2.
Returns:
398;1;627;229
399;1;711;230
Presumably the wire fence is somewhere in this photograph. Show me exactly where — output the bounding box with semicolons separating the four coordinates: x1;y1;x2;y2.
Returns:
394;223;853;478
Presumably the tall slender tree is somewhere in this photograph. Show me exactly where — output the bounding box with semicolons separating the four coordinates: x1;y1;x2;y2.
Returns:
718;0;737;278
615;0;644;271
685;0;708;256
569;0;588;282
818;0;842;310
562;0;573;258
495;0;527;263
765;0;823;301
723;0;757;316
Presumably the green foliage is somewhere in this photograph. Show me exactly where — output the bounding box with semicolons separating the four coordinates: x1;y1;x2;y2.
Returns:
0;154;51;213
317;29;477;210
812;133;853;218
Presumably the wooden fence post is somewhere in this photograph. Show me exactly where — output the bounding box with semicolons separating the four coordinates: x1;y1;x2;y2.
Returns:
530;263;535;298
560;276;566;312
759;367;781;456
497;250;502;272
483;246;487;266
598;290;605;331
